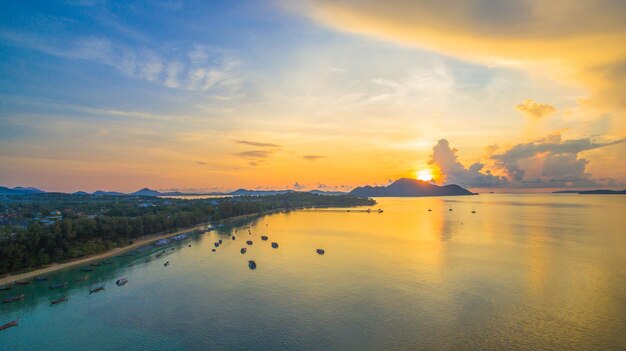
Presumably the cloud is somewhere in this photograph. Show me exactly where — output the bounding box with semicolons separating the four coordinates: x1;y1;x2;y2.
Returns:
491;134;625;186
515;99;556;119
196;161;207;166
303;155;325;161
234;150;274;159
429;139;508;187
234;140;281;148
294;0;626;109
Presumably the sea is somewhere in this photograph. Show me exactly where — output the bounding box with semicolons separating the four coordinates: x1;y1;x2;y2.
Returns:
1;194;625;350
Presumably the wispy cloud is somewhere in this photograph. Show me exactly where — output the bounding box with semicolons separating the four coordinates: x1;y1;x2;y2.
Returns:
234;150;275;159
303;155;326;161
234;140;281;148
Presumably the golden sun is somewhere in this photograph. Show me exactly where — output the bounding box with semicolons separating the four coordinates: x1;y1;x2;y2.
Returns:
416;169;433;182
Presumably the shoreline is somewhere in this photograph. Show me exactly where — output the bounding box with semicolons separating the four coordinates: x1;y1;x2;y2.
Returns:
0;210;277;286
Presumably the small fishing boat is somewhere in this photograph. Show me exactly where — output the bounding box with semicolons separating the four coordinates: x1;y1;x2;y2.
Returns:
164;261;170;266
188;245;191;247
449;208;453;211
428;208;432;212
103;260;112;265
378;209;384;213
0;285;12;291
116;278;128;286
316;249;325;255
471;209;476;213
81;267;94;272
271;242;279;249
219;239;223;244
14;280;30;286
248;260;257;269
232;236;236;240
49;282;67;290
214;242;220;248
89;286;105;294
261;236;268;241
3;294;25;303
0;318;18;331
212;249;216;252
246;240;253;245
240;247;247;254
34;276;49;281
50;296;68;305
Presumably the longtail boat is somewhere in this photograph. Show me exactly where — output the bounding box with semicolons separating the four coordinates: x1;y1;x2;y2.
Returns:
14;280;30;286
232;235;236;240
116;278;128;286
261;236;268;241
49;282;67;290
0;285;12;291
246;240;253;245
50;296;68;305
316;249;325;255
0;318;18;331
248;260;257;269
89;285;105;294
3;294;24;303
271;242;279;249
240;247;247;254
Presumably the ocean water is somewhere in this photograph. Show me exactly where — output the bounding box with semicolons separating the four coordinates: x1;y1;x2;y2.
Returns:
1;195;625;350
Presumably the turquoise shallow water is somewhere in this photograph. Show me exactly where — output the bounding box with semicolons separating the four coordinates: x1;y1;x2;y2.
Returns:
1;195;625;350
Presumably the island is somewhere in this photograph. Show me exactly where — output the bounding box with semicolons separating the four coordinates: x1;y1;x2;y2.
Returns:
553;189;626;195
349;178;476;197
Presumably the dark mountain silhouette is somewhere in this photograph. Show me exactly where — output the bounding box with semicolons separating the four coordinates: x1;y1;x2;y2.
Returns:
554;189;626;194
348;178;476;197
0;186;45;195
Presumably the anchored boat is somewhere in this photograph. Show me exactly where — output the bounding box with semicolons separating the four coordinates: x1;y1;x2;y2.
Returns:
116;278;128;286
89;286;105;294
0;318;18;331
3;294;24;303
261;236;268;241
271;242;279;249
248;260;257;269
316;249;325;255
50;296;68;305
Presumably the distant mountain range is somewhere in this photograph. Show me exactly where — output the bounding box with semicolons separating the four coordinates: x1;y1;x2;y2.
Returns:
1;186;346;197
0;186;46;195
553;189;626;195
348;178;476;197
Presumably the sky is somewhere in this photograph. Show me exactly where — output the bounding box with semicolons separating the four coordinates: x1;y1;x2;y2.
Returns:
0;0;625;193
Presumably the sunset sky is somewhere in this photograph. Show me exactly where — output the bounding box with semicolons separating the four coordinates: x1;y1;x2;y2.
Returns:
1;0;625;193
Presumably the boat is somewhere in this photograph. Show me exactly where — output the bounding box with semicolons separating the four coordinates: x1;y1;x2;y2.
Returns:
0;285;12;291
367;208;371;213
50;296;68;305
428;208;432;212
471;209;476;213
212;249;216;252
232;236;236;240
378;209;384;213
449;208;453;211
316;249;325;255
261;236;268;241
218;239;223;244
49;282;67;290
188;245;191;247
246;240;253;245
103;260;112;265
34;276;49;281
164;261;170;266
271;242;279;249
240;247;247;254
116;278;128;286
248;260;257;269
0;318;18;331
81;267;94;272
14;280;30;286
214;242;220;247
89;286;105;294
3;294;24;303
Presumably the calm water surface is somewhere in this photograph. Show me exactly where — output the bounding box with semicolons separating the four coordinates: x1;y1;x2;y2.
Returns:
1;195;625;350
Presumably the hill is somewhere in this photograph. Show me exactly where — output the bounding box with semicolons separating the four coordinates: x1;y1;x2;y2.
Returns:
348;178;476;197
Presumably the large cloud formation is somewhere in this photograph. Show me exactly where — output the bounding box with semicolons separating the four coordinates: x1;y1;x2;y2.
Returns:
429;139;508;187
429;136;624;188
292;0;626;109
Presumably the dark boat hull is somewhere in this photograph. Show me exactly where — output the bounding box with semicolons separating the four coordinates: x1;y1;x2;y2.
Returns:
0;319;18;331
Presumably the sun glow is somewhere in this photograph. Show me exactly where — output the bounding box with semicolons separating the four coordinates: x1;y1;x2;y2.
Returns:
416;169;433;182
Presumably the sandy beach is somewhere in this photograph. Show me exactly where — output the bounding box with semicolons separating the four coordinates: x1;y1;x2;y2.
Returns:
0;208;303;286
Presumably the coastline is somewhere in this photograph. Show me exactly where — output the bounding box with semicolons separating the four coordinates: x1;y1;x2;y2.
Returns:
0;210;275;286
